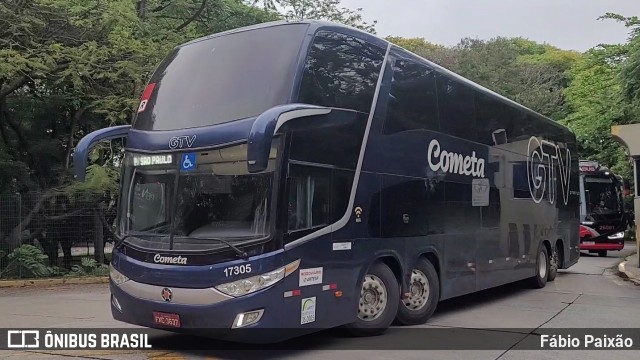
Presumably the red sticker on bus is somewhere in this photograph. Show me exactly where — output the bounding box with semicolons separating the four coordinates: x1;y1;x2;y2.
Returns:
137;83;156;113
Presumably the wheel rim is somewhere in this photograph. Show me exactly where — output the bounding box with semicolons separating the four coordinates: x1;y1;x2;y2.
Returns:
358;274;388;321
403;269;429;311
538;251;547;279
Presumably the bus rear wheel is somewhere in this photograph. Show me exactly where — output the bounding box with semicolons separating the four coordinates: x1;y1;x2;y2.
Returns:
345;261;400;337
395;257;440;326
529;245;549;289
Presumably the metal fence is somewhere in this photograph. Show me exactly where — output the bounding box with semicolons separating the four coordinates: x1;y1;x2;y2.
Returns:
0;192;117;279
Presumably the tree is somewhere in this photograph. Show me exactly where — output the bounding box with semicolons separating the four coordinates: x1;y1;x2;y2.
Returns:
386;37;458;69
560;44;632;179
0;0;279;255
604;14;640;120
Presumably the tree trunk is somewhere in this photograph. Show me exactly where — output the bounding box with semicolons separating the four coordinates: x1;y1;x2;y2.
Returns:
137;0;148;20
93;210;104;264
64;104;92;169
7;194;48;250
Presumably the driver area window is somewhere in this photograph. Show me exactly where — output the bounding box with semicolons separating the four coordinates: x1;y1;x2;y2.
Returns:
285;163;353;242
288;165;330;231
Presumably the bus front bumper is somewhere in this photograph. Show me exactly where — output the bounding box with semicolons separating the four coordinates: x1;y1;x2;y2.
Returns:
108;280;306;343
579;238;624;251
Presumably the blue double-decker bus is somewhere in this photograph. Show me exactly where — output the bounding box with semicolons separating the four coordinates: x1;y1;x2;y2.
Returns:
73;20;580;342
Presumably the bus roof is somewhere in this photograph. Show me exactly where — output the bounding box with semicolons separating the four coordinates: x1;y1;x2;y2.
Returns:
180;20;571;137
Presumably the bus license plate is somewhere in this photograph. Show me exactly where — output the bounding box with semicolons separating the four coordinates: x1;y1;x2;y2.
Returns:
582;241;595;245
153;312;181;328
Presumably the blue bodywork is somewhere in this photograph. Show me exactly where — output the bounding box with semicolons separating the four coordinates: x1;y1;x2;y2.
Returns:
72;20;580;342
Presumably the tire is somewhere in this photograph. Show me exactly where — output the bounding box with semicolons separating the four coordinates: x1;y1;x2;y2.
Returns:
529;245;549;289
598;250;607;257
345;261;400;337
547;244;559;282
395;257;440;326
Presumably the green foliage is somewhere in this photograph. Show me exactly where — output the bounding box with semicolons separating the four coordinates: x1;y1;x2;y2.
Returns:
0;244;52;279
0;0;298;198
67;257;109;277
65;164;120;196
558;14;640;183
617;16;640;120
388;36;577;119
386;36;458;69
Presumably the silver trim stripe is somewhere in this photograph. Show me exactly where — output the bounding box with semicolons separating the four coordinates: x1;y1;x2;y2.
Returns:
118;280;233;306
285;42;393;250
274;108;332;132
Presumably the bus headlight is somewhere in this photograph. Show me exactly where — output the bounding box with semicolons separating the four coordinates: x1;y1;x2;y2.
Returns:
109;265;129;285
215;259;300;297
608;232;625;240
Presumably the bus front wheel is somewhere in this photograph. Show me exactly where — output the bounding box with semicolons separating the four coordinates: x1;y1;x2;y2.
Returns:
395;257;440;326
529;245;549;289
345;261;400;336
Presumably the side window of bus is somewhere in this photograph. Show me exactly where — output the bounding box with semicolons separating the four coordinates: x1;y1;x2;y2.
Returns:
382;54;439;134
475;93;513;146
286;164;353;240
436;75;476;141
298;30;385;113
287;164;331;232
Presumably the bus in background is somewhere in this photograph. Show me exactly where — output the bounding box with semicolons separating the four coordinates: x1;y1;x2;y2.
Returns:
578;160;627;257
72;20;580;342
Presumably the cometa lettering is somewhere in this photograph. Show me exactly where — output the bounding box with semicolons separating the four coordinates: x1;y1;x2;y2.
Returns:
427;139;485;178
153;254;187;265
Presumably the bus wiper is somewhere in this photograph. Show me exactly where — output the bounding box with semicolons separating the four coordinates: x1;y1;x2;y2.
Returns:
113;234;133;250
188;236;249;260
110;229;249;259
113;232;164;249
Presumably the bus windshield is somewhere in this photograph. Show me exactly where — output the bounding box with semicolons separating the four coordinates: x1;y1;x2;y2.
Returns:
118;144;275;251
133;23;308;131
584;176;621;215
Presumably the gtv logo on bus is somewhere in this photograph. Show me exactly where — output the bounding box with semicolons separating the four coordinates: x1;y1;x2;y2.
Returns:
527;136;571;206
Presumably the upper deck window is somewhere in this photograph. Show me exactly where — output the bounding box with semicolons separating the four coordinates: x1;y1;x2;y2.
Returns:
383;51;439;134
298;30;385;113
133;24;308;131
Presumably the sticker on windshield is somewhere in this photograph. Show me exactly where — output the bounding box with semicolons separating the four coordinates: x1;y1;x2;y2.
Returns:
181;153;196;171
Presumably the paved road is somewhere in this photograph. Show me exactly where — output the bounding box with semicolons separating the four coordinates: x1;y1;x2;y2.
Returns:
1;244;638;360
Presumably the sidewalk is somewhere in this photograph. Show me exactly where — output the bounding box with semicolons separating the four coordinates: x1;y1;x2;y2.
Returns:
618;252;640;286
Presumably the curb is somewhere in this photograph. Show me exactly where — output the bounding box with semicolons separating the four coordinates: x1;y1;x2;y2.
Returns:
0;276;109;288
618;261;640;286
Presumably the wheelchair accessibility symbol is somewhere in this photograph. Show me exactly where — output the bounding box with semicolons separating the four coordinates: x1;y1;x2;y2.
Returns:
181;153;196;171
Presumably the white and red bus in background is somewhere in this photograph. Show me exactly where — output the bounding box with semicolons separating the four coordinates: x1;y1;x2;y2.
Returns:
578;160;627;257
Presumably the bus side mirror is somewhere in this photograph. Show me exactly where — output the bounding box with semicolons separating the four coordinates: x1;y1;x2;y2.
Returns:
246;104;363;173
72;125;131;181
246;104;331;173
